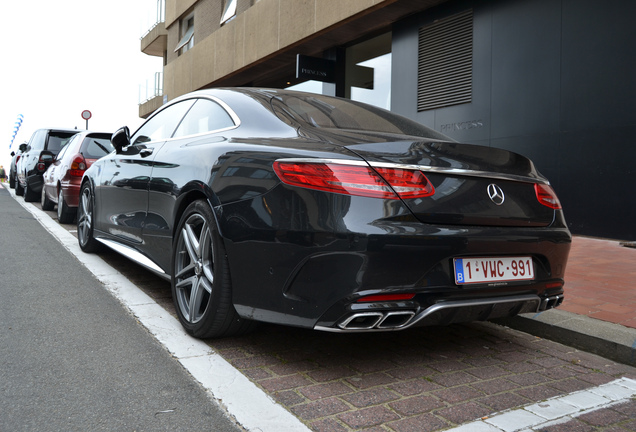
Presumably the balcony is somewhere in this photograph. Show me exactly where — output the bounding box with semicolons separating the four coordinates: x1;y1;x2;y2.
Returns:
139;72;164;118
140;0;167;57
141;22;167;57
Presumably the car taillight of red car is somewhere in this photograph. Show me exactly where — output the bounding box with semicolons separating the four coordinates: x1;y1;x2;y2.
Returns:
69;155;88;177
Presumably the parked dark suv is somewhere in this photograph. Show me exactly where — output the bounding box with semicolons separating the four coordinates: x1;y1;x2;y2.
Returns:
16;128;78;201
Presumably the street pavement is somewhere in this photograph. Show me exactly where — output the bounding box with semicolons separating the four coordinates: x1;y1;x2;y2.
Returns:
0;185;243;431
2;180;636;432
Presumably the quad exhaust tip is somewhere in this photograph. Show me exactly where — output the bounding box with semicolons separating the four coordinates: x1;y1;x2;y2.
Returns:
540;294;563;311
338;311;416;330
319;294;565;333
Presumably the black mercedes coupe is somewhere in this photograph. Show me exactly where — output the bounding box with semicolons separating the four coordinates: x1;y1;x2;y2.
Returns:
77;88;571;338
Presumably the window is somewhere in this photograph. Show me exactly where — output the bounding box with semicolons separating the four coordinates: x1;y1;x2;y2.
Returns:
417;9;473;111
175;13;194;54
173;98;236;137
55;138;73;160
220;0;237;24
47;132;77;152
131;100;196;145
83;137;115;158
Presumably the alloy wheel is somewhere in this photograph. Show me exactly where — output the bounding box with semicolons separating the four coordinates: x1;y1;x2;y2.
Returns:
174;213;215;324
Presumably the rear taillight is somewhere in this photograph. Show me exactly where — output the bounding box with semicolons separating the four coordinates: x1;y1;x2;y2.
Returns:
273;161;435;200
36;156;47;172
534;184;562;209
69;154;88;177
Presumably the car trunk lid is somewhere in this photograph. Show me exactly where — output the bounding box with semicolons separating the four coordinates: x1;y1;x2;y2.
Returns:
343;139;556;227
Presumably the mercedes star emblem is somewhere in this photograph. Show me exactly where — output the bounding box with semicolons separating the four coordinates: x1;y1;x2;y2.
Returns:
487;183;505;205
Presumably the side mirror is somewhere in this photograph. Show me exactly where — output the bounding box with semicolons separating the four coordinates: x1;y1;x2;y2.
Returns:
19;143;28;152
111;126;131;153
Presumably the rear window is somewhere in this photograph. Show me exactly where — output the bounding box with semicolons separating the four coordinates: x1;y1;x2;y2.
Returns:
272;93;451;141
46;132;78;153
82;136;114;158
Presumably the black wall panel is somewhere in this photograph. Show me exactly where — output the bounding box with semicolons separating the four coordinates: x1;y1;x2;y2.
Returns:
392;0;636;240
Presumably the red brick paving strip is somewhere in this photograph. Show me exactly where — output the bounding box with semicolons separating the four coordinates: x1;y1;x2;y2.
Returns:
561;237;636;328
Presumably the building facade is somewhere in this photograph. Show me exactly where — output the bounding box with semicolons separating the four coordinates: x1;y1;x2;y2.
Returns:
140;0;636;240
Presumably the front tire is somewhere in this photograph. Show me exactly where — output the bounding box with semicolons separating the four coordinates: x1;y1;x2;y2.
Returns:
77;182;101;252
41;187;54;211
172;200;253;338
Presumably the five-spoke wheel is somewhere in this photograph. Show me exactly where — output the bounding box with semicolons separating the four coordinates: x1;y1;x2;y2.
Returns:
172;200;252;338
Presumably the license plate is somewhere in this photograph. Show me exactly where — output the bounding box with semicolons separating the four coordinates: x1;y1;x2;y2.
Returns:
454;256;534;284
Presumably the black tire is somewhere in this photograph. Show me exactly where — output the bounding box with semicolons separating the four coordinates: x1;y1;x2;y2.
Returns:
15;176;24;196
77;182;102;253
172;200;254;338
57;188;76;224
41;187;54;211
9;173;15;189
23;180;38;202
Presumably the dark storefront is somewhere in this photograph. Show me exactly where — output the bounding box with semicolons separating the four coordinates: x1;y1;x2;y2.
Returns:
391;0;636;240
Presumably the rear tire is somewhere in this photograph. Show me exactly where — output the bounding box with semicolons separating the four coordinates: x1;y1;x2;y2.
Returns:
15;177;24;196
23;181;38;202
9;173;15;189
57;188;76;224
172;200;254;338
77;182;101;253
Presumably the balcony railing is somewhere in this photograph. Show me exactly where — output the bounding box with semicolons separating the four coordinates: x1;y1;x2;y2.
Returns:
141;0;166;39
139;72;164;104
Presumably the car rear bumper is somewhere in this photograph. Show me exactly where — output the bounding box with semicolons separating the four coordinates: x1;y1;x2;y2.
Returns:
220;189;572;331
62;182;81;207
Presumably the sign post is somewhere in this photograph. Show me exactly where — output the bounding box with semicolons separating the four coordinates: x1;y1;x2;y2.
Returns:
81;110;92;130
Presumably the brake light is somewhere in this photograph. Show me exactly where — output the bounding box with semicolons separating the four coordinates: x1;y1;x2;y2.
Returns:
534;184;562;209
36;155;47;172
69;154;88;177
357;293;416;302
273;161;435;200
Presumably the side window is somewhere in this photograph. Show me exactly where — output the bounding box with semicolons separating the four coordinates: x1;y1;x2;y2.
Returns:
172;99;236;138
131;100;196;145
31;130;47;150
47;132;77;153
55;138;73;160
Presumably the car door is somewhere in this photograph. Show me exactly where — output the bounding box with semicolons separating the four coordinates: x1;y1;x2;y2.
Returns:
43;137;73;198
96;99;196;244
142;97;239;271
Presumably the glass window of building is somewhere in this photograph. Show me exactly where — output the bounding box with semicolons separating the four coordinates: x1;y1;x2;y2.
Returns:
175;13;194;54
221;0;237;24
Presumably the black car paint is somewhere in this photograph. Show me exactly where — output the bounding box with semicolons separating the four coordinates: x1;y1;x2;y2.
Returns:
82;88;571;332
17;128;79;199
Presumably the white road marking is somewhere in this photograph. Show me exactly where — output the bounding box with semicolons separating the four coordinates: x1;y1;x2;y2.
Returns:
447;377;636;432
9;188;311;432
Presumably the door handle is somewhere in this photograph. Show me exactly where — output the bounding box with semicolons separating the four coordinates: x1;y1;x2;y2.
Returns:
140;148;154;157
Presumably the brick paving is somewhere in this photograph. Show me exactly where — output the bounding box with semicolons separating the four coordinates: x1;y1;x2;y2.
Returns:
561;237;636;329
206;322;636;431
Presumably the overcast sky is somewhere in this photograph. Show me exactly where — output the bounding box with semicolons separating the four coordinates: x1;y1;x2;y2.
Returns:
0;0;163;170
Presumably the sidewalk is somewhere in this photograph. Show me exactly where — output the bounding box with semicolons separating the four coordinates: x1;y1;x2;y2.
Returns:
499;236;636;366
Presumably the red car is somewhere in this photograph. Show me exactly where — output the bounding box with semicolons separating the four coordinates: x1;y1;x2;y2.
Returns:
42;131;113;223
